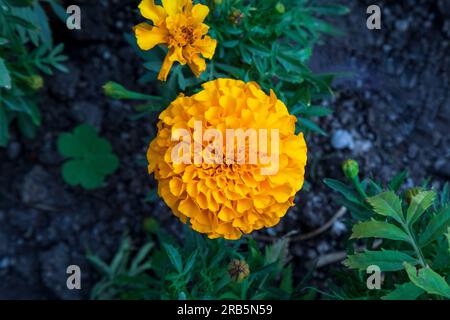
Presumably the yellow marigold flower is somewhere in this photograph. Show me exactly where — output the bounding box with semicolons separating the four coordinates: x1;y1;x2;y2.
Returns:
147;79;308;240
134;0;217;81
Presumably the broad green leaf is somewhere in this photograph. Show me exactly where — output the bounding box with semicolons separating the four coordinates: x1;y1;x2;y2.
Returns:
381;282;424;300
404;263;450;298
344;250;416;272
406;191;436;226
58;124;119;189
367;191;404;223
350;220;410;242
163;244;183;273
419;206;450;247
0;58;11;89
57;133;84;157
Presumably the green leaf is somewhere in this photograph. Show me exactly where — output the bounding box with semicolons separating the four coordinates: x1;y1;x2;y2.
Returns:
280;264;293;295
344;250;417;272
0;106;9;147
57;133;84;157
58;124;119;189
183;250;198;274
350;220;410;242
419;206;450;247
381;282;424;300
297;106;333;117
0;58;12;89
447;228;450;253
404;263;450;299
406;191;436;226
163;244;183;273
297;117;327;136
130;242;154;276
367;191;404;224
388;171;408;192
323;178;361;204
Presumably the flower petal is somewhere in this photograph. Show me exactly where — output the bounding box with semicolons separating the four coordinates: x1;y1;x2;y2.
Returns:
191;4;210;23
134;23;167;50
162;0;187;16
158;48;175;81
187;54;207;78
194;36;217;59
138;0;166;25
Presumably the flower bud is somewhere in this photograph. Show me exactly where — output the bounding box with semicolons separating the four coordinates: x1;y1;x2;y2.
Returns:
103;81;127;99
228;260;250;282
405;187;422;204
342;159;359;180
229;10;244;25
214;0;222;5
275;2;286;14
25;75;44;91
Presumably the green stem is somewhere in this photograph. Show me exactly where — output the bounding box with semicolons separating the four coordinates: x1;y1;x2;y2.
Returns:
351;176;368;199
403;223;427;268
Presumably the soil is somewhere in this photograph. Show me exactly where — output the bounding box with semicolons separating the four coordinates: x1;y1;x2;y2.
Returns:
0;0;449;299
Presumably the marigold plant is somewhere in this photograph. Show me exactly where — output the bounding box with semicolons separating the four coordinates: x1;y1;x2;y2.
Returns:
134;0;217;81
147;78;307;239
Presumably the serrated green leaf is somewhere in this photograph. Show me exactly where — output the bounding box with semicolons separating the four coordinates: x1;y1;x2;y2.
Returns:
406;191;436;226
419;206;450;247
367;191;404;224
404;263;450;298
351;220;410;242
344;250;416;272
381;282;424;300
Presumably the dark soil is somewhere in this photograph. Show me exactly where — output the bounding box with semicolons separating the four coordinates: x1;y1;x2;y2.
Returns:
0;0;449;299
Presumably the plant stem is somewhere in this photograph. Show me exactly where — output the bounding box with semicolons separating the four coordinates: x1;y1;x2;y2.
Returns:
403;223;427;267
351;177;368;199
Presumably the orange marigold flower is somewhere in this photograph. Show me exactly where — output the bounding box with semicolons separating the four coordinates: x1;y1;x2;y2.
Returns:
134;0;217;81
147;79;308;240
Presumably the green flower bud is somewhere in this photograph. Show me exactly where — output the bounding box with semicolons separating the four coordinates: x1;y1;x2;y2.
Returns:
228;260;250;282
25;74;44;91
103;81;127;99
342;159;359;180
214;0;222;5
275;2;286;14
405;187;422;204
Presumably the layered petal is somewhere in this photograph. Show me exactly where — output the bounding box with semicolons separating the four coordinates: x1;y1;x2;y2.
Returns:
138;0;166;25
134;23;168;50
